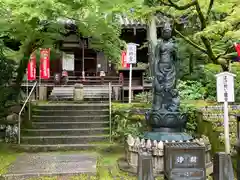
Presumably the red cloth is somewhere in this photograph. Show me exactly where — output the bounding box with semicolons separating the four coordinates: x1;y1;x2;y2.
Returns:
62;70;68;77
40;48;50;79
235;43;240;56
27;53;36;80
121;51;130;68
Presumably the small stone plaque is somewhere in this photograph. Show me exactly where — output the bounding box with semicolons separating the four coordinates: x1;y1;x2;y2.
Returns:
164;142;206;180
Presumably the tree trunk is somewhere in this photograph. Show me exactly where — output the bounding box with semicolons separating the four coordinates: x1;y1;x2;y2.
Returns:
15;41;38;89
147;15;157;77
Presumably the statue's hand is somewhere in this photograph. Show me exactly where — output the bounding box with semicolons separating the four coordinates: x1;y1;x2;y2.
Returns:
156;75;164;82
164;87;170;92
169;89;178;97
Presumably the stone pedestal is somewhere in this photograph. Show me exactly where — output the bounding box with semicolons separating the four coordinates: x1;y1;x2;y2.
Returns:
118;135;213;176
113;86;120;101
74;84;84;101
39;86;47;101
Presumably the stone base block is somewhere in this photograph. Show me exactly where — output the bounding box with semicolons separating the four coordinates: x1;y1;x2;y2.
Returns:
144;131;193;142
121;134;213;176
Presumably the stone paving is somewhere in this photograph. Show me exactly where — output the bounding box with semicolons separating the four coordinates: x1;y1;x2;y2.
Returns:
3;153;97;179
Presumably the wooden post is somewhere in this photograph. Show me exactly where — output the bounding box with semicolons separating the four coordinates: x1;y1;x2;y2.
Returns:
128;64;132;103
82;39;85;81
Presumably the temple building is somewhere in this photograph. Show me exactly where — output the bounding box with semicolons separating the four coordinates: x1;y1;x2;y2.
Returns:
19;15;167;101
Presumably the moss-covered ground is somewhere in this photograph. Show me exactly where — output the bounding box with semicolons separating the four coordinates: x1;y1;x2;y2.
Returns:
0;143;164;180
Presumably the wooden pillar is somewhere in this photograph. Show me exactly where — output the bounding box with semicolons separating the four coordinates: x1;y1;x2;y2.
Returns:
81;40;85;78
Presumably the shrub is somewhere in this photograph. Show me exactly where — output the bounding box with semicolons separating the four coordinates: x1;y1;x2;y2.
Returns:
134;91;152;103
177;80;206;100
111;103;149;142
111;102;199;142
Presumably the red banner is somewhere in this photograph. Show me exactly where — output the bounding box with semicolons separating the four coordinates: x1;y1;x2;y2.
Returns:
235;43;240;56
27;53;36;81
121;51;130;68
40;48;50;79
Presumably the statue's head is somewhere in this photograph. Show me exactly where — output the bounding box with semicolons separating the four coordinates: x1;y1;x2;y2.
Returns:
162;22;172;40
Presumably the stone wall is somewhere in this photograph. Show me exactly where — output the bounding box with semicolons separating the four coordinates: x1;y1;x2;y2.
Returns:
0;104;29;143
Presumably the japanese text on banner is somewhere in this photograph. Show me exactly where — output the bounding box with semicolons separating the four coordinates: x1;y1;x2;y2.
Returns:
40;49;50;79
27;53;36;81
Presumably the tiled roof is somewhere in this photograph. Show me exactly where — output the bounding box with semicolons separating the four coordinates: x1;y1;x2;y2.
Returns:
116;14;164;28
116;14;146;27
57;15;166;29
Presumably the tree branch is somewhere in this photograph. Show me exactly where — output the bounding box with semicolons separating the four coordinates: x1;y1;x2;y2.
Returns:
166;0;197;10
206;0;214;22
174;29;207;54
200;36;217;62
195;0;206;29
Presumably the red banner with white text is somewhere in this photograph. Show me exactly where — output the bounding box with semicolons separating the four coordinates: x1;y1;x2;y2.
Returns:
27;53;36;81
235;43;240;57
121;51;130;68
40;48;50;79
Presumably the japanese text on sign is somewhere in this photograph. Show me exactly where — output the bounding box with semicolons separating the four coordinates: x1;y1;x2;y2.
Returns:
126;43;137;64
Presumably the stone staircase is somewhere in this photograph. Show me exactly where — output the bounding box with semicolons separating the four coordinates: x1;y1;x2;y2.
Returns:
20;103;110;151
49;85;111;101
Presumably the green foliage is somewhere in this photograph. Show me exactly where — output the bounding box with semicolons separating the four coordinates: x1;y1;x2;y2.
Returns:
201;64;221;100
112;103;150;142
230;63;240;102
177;80;206;100
112;113;144;142
0;52;18;115
111;103;149;142
180;102;198;134
0;0;125;86
134;91;152;103
124;0;240;69
111;102;202;141
0;56;15;85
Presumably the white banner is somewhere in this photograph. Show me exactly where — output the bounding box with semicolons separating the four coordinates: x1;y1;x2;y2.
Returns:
126;43;137;64
62;52;74;71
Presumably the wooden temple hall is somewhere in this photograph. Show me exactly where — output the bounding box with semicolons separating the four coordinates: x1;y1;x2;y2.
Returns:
24;16;164;101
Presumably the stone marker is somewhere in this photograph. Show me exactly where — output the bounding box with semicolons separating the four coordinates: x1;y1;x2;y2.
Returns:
4;153;97;179
213;152;234;180
137;151;154;180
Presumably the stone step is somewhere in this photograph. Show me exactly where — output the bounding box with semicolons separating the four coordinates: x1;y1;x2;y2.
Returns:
22;128;109;136
17;143;116;152
46;101;109;104
49;94;74;98
35;103;109;111
31;121;109;129
83;98;109;102
84;94;109;98
33;109;109;116
21;135;109;144
32;115;109;122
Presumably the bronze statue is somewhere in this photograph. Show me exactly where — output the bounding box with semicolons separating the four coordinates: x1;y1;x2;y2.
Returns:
147;22;187;134
152;22;179;112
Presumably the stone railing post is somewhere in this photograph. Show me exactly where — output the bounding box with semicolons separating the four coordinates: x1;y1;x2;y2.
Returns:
137;151;154;180
236;115;240;180
236;140;240;180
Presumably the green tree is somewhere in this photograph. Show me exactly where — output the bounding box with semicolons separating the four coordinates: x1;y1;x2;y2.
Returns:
0;0;124;87
153;0;239;70
118;0;240;71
